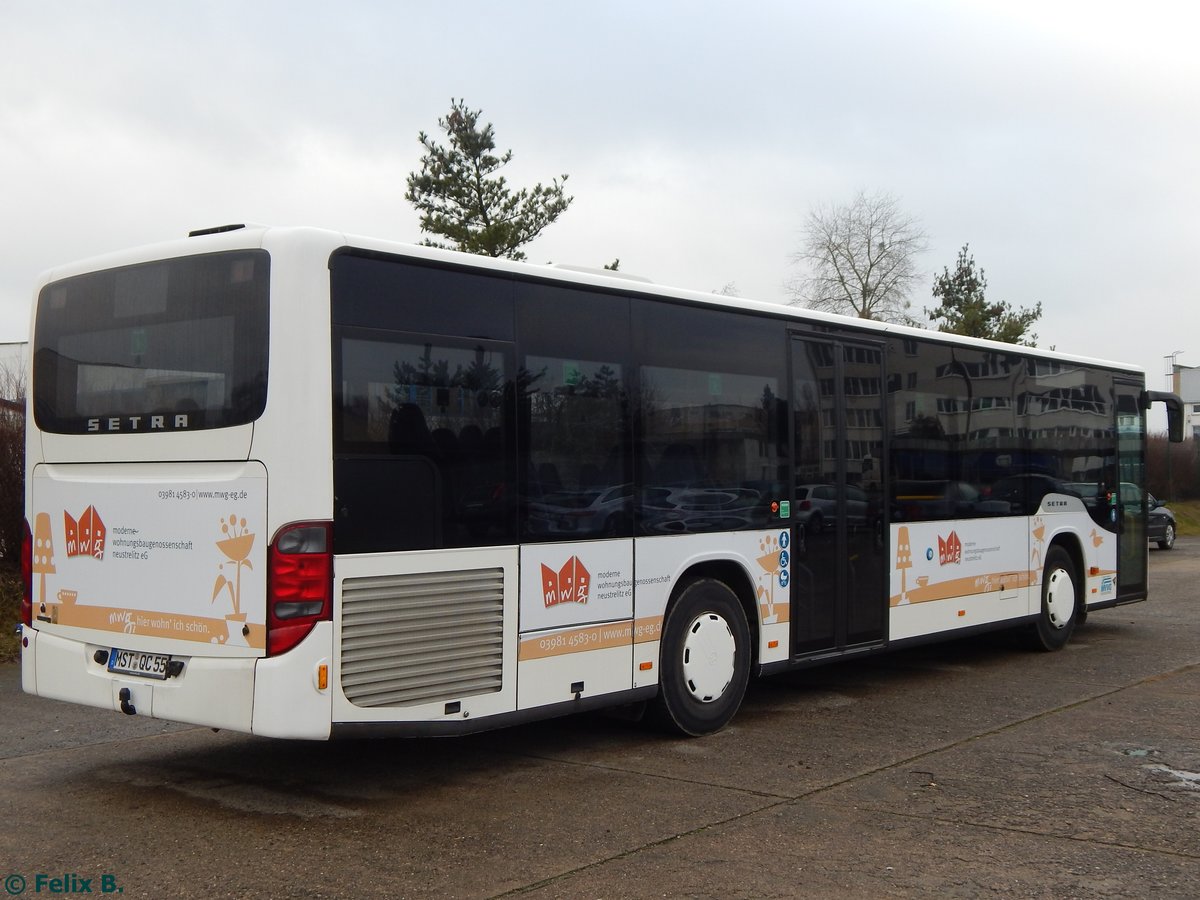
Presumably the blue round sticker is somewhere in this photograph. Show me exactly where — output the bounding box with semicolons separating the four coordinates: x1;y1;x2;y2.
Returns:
779;549;790;569
779;531;789;549
779;569;790;588
926;547;934;561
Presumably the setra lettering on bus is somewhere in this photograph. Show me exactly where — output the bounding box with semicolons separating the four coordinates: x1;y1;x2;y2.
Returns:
87;414;190;432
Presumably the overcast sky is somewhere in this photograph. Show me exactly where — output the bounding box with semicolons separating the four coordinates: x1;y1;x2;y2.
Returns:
3;1;1197;423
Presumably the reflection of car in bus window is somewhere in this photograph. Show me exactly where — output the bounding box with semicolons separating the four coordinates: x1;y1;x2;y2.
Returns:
986;474;1075;515
525;484;634;538
794;484;871;533
640;486;764;535
1069;483;1101;508
893;480;1010;521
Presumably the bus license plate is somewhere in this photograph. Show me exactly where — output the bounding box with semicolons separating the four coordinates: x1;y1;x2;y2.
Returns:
108;648;171;680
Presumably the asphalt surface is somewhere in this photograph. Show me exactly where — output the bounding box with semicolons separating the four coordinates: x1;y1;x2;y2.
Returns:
1;539;1198;898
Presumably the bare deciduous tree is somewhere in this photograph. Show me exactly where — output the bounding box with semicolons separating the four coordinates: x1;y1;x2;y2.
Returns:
787;190;928;323
0;357;25;566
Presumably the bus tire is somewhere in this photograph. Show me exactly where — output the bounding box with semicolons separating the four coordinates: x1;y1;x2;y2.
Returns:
651;578;750;736
1029;545;1078;651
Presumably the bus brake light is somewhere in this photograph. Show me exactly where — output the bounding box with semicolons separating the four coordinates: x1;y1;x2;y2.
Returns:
20;519;32;627
267;522;333;656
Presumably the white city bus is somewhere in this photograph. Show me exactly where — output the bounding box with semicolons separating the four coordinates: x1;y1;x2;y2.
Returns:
19;225;1183;739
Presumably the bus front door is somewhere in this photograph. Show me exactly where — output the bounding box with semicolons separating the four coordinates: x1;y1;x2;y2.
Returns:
1115;378;1148;601
789;335;888;657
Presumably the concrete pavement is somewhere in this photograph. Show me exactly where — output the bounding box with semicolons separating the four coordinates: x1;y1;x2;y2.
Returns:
1;540;1197;898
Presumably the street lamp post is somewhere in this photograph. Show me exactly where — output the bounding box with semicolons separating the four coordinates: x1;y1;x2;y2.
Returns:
1163;350;1185;499
1164;350;1185;390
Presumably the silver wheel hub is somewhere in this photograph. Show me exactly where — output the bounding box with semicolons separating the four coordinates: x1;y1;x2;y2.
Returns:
681;613;735;702
1045;567;1075;629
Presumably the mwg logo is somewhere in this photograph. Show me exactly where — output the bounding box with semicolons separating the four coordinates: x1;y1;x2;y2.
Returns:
541;556;591;608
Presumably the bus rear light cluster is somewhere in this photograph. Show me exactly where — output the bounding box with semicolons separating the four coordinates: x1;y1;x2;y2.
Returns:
267;522;332;656
19;519;33;628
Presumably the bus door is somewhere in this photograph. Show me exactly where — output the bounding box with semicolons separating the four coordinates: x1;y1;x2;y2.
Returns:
789;334;887;657
1115;379;1148;601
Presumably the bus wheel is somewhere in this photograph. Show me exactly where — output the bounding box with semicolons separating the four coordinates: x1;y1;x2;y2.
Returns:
652;578;750;736
1030;546;1078;651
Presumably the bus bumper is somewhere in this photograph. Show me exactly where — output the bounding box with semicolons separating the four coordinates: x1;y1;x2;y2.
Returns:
251;622;333;740
20;623;333;740
22;626;256;734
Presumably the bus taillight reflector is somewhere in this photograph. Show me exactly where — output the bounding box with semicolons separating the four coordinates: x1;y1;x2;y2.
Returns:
267;522;333;656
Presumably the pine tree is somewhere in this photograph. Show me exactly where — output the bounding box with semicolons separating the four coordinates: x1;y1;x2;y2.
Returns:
927;244;1042;346
405;99;573;261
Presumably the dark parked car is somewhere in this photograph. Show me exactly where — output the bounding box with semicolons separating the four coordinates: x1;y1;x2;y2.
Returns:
1116;483;1176;550
1146;493;1176;550
1070;483;1176;549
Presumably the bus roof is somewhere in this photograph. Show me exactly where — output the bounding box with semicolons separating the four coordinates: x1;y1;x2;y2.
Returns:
34;224;1144;377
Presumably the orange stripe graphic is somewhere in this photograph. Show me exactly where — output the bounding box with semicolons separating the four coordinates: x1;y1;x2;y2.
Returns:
37;601;265;649
890;569;1038;607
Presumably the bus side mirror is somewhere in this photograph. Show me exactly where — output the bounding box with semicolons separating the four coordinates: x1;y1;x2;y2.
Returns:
1143;391;1184;443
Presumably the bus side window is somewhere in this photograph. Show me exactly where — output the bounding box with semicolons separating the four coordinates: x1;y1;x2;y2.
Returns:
333;333;516;552
520;356;630;541
516;283;634;543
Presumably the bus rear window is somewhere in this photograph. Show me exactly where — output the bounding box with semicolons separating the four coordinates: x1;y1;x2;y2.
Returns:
33;251;269;434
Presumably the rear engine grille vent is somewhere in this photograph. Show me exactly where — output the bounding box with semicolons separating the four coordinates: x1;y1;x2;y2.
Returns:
340;567;504;708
